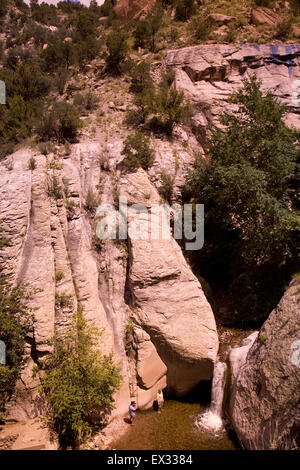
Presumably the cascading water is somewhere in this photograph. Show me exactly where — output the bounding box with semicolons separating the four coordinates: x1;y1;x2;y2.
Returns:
195;359;227;434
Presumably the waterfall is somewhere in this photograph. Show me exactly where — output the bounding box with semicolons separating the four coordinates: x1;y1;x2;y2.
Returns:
195;359;227;433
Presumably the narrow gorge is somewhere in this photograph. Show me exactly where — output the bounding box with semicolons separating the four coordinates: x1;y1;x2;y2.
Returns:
0;0;299;452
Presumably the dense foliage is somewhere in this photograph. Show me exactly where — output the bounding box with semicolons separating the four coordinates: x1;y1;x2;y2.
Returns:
40;308;122;449
126;68;189;135
122;131;154;170
186;76;299;325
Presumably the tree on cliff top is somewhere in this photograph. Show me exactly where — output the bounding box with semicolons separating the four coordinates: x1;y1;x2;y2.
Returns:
187;75;299;324
40;308;122;449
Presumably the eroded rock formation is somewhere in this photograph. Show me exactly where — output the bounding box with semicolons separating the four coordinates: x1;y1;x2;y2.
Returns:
1;41;299;431
0;135;218;419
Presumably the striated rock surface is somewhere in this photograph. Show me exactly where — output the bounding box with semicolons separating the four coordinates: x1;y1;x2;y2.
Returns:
251;7;282;27
229;279;300;449
166;43;300;133
229;331;258;390
114;0;156;19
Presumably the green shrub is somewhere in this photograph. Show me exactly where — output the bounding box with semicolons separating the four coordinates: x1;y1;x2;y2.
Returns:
55;291;73;310
125;90;154;127
147;4;164;52
175;0;196;22
85;188;98;213
129;61;154;95
254;0;274;7
133;20;151;50
260;333;268;343
99;0;115;17
54;68;69;96
274;18;293;40
122;131;154;171
31;1;58;26
158;171;174;204
38;141;54;156
54;271;64;282
0;142;16;161
40;308;122;449
170;26;180;42
0;62;51;101
73;91;99;115
41;40;76;72
0;0;8;19
0;95;33;143
47;174;63;200
150;86;190;135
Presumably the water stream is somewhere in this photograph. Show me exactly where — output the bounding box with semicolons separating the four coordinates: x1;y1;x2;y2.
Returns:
195;359;227;434
110;330;251;450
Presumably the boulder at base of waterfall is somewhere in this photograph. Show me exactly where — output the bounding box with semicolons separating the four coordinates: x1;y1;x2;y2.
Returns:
229;278;300;449
207;13;236;25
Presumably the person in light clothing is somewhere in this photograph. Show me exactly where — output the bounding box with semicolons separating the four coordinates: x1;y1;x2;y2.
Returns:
129;400;136;424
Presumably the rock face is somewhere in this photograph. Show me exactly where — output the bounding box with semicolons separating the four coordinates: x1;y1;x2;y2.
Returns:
120;169;218;396
251;7;282;27
207;13;236;25
114;0;156;19
229;279;300;449
229;331;258;390
165;43;300;132
0;129;218;419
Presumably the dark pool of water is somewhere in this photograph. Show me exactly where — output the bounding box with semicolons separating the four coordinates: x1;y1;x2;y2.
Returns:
110;399;238;450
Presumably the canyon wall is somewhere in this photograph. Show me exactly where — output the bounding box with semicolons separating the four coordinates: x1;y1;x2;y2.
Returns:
1;41;299;425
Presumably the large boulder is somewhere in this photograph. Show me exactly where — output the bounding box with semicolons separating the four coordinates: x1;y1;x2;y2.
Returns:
120;169;219;396
229;278;300;449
